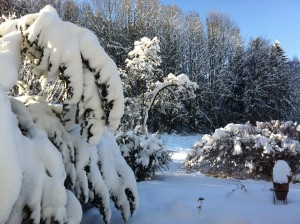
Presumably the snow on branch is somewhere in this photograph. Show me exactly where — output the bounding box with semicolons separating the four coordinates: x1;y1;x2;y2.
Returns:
0;5;124;144
148;73;198;104
14;95;76;190
0;5;138;224
144;73;198;128
0;87;79;224
125;36;161;79
0;88;138;223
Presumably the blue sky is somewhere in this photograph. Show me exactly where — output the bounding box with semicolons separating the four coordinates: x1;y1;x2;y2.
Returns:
161;0;300;59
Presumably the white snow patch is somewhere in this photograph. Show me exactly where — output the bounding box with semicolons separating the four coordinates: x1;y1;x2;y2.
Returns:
84;134;300;224
273;160;291;184
212;128;228;140
233;137;242;155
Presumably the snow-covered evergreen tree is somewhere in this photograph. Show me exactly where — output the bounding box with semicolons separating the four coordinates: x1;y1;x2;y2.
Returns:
0;5;138;224
287;57;300;120
122;36;163;131
241;37;292;123
226;44;246;122
268;40;291;118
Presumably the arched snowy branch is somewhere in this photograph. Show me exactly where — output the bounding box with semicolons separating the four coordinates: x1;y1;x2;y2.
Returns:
143;73;198;129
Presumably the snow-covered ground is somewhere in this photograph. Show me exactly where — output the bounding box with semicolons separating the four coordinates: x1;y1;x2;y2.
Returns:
83;134;300;224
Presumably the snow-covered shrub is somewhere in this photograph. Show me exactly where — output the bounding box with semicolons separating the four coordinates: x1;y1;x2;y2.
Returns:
116;127;171;181
0;6;138;224
185;121;300;180
273;160;291;183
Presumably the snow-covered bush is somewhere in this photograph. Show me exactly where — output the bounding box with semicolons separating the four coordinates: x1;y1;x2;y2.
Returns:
116;127;171;181
185;121;300;180
273;160;291;183
0;6;138;224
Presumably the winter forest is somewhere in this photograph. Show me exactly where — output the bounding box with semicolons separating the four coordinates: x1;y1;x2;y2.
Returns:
1;0;300;224
2;0;300;133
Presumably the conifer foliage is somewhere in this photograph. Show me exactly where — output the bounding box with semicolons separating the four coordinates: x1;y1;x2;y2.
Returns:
0;6;138;224
116;126;171;181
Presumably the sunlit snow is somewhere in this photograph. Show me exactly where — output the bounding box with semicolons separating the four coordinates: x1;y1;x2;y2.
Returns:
83;134;300;224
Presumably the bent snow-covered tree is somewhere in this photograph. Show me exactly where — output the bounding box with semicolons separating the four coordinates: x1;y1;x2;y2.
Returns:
118;37;197;181
0;5;138;224
121;36;198;132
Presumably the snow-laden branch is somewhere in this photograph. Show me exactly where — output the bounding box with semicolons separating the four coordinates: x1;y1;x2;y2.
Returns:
0;87;80;224
125;37;161;78
0;5;138;224
69;127;137;223
0;88;138;223
0;86;23;224
0;5;124;144
15;95;76;190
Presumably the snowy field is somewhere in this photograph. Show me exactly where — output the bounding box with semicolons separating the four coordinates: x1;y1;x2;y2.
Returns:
83;134;300;224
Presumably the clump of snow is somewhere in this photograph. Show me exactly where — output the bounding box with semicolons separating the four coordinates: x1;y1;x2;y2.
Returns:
245;161;255;172
233;137;242;155
273;160;291;184
212;128;228;140
0;32;22;90
164;73;198;90
66;190;82;224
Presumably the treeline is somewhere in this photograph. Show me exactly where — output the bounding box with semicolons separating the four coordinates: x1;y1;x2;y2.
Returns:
2;0;300;133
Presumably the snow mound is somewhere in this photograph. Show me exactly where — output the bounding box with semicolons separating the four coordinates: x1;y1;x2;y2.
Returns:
273;160;291;184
